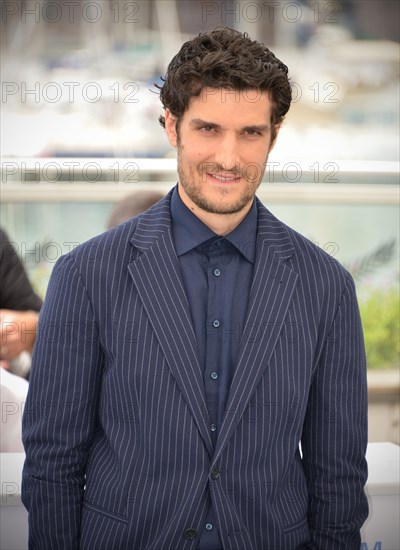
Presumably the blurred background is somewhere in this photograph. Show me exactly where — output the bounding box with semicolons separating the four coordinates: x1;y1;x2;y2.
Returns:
1;0;399;443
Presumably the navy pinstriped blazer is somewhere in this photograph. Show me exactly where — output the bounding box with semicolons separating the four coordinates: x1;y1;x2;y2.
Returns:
22;189;368;549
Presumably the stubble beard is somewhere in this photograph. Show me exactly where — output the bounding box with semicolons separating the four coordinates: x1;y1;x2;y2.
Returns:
177;145;266;215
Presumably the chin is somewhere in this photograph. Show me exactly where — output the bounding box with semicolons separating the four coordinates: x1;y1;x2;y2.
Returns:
198;197;248;215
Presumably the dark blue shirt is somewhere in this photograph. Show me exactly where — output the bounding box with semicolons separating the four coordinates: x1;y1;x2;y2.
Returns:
170;186;257;549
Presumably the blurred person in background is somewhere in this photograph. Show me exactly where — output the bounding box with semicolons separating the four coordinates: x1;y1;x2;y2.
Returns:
107;190;164;229
1;228;42;451
0;228;42;376
22;28;368;550
0;366;28;451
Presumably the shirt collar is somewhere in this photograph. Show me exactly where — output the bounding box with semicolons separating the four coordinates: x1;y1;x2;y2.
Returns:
170;185;257;263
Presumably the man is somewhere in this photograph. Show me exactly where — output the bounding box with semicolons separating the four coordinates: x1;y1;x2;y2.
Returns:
22;28;368;549
106;190;165;229
0;229;42;451
0;228;42;374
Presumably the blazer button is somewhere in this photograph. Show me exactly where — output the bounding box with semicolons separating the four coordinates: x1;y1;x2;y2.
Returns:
183;528;198;540
211;467;220;480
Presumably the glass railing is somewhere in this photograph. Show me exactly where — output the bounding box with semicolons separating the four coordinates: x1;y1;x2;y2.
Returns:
2;159;397;276
1;157;399;372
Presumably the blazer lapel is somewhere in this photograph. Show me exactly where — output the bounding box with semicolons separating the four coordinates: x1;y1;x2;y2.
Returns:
213;201;299;463
127;194;213;457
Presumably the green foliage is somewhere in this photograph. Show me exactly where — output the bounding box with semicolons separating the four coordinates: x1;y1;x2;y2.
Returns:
344;239;396;283
359;286;400;369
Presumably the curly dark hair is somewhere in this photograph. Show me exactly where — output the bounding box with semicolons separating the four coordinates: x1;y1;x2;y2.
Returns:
157;27;292;141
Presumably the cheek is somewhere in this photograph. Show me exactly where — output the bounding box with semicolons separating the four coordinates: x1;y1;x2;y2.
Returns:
243;141;271;161
182;143;212;164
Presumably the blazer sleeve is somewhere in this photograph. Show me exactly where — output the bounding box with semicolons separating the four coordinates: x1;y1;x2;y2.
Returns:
301;273;369;549
22;254;104;549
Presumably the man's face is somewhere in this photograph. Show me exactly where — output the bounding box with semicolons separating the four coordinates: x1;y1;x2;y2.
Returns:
165;87;279;217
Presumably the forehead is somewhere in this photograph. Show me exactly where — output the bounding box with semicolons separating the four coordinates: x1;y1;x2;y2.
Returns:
183;87;272;125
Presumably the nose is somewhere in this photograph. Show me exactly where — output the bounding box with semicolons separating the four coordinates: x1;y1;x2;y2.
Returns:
213;133;240;172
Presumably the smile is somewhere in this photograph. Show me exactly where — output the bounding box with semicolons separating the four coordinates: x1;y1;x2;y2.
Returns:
207;173;241;183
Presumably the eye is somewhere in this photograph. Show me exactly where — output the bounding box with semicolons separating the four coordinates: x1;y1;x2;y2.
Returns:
245;129;262;137
200;125;215;133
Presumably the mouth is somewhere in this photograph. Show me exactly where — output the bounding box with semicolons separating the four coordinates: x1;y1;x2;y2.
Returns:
206;172;241;184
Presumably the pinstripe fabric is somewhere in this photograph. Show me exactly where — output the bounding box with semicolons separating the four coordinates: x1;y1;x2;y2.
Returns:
22;188;368;549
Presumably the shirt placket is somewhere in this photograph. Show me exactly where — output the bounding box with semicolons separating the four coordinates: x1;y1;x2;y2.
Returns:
204;237;225;445
200;237;225;549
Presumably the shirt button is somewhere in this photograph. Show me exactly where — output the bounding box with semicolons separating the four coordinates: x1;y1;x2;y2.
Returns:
205;523;213;531
213;268;221;277
212;319;220;328
210;424;217;432
183;528;198;540
211;467;220;480
210;371;218;380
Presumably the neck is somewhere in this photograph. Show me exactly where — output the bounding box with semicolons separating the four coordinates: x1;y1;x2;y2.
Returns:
194;205;252;236
178;185;253;236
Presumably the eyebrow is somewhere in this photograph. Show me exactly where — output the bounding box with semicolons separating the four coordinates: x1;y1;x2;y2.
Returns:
189;118;270;132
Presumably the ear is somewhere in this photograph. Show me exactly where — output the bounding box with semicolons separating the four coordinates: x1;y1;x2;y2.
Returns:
268;124;281;153
165;108;178;148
